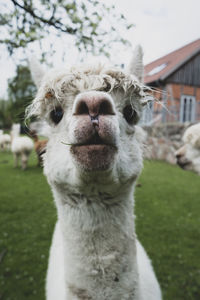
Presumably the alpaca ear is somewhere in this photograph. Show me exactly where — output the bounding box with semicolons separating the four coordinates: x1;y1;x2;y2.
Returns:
28;56;45;88
128;45;144;82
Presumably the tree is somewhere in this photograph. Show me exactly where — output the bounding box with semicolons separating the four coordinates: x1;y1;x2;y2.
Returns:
0;0;133;58
7;64;36;125
0;99;10;128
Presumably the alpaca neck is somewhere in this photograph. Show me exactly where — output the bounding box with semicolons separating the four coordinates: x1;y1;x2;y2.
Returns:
11;131;19;142
53;184;139;299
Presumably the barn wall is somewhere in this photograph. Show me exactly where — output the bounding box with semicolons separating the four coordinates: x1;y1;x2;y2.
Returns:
166;53;200;86
150;83;200;123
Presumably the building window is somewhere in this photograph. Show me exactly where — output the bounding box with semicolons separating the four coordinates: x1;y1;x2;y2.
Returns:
147;63;167;76
180;95;196;123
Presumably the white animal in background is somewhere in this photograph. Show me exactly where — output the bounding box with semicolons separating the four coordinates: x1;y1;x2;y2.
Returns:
11;124;34;170
175;123;200;174
0;130;11;151
28;46;162;300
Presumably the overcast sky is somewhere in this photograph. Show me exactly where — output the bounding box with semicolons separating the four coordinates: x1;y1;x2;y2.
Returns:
116;0;200;62
0;0;200;98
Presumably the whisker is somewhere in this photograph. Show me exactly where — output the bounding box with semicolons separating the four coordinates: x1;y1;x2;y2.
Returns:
61;141;73;146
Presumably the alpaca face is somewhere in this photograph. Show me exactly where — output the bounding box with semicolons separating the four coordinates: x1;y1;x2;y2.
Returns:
69;91;118;171
175;123;200;175
28;54;149;188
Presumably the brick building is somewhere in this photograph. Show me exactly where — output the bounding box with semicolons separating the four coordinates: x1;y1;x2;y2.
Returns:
143;39;200;124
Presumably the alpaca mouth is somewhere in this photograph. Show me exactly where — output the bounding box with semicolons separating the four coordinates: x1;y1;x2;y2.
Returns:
70;132;117;149
70;134;117;171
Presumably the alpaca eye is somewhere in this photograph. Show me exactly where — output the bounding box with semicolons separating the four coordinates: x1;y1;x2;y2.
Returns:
123;105;138;125
50;107;64;124
104;83;111;92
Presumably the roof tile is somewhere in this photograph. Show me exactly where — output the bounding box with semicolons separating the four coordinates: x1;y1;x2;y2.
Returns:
144;39;200;84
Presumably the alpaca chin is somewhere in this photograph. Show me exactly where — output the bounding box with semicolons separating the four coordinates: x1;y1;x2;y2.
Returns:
70;144;117;171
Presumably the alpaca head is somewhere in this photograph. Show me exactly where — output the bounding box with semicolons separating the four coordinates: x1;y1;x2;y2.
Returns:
175;123;200;175
28;47;150;192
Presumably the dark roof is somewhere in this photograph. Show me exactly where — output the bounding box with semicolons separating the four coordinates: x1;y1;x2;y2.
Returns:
144;39;200;85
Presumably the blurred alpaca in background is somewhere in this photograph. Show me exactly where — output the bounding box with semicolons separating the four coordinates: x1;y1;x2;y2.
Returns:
176;123;200;174
11;124;33;170
0;130;11;151
29;130;48;166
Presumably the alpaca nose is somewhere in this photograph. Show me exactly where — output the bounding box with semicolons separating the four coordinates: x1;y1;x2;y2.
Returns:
176;153;182;159
175;146;185;160
73;93;116;117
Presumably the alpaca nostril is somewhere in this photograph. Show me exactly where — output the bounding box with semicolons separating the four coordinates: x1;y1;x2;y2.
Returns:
73;95;115;117
176;153;183;160
99;100;114;115
75;101;89;115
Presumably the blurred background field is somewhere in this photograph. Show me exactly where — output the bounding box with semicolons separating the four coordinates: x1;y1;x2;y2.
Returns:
0;153;199;300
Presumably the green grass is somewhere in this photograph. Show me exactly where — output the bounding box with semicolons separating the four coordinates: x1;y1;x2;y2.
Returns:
0;152;200;299
135;161;200;300
0;151;56;300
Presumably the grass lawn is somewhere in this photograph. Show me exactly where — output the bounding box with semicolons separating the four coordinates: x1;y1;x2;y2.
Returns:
0;151;200;299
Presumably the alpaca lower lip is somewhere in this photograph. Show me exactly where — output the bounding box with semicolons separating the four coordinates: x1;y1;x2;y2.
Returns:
72;144;117;155
75;133;116;148
70;144;117;171
73;143;116;148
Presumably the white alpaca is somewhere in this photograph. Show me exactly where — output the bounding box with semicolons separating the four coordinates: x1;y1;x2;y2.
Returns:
0;130;11;151
28;47;162;300
176;123;200;174
11;124;34;170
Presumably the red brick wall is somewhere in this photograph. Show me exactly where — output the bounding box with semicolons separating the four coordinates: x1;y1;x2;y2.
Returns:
196;87;200;100
169;84;181;99
151;83;200;123
182;85;195;95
